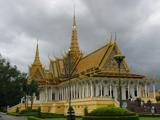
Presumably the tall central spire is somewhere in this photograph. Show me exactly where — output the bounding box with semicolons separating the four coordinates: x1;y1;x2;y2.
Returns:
33;41;41;65
69;9;81;57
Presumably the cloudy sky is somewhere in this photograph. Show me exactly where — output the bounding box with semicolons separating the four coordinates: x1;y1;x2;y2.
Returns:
0;0;160;78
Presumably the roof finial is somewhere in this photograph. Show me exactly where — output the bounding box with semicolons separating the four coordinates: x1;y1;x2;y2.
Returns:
73;3;76;27
109;32;113;44
33;39;41;65
110;32;112;40
69;4;81;58
115;32;117;41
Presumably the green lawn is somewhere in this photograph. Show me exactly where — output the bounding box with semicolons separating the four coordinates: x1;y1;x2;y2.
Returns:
44;118;82;120
140;117;160;120
44;117;160;120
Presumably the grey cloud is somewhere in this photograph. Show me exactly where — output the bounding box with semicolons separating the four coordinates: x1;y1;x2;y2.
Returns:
0;0;160;79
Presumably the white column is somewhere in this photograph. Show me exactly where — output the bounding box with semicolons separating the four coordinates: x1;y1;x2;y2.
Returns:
62;88;63;100
153;84;156;98
91;82;93;98
147;84;150;98
136;84;139;97
74;84;76;99
79;84;81;99
109;85;112;97
82;84;85;98
104;86;107;96
128;83;130;98
96;85;99;96
101;83;103;97
145;84;147;97
122;86;126;100
114;86;117;100
86;83;88;97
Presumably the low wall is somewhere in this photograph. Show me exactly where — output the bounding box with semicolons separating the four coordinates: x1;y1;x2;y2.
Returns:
8;97;118;116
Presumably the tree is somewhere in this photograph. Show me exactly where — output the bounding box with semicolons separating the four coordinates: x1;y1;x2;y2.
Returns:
28;80;39;109
0;54;27;111
22;78;29;109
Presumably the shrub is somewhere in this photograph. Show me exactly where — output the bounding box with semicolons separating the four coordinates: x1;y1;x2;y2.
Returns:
88;107;135;116
83;116;139;120
156;96;160;102
84;106;88;116
21;108;37;113
27;116;42;120
37;107;41;117
40;113;64;118
147;100;151;106
16;107;19;113
7;112;20;116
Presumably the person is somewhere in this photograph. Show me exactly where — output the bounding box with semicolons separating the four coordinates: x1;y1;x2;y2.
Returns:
151;106;155;115
141;101;144;107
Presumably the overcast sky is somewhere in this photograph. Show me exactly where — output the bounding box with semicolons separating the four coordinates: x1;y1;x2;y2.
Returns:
0;0;160;79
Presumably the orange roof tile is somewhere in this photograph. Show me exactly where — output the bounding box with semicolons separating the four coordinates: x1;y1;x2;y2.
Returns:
76;43;112;73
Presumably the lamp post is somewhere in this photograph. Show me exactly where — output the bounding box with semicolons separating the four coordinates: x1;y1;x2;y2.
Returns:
65;49;76;120
114;54;125;108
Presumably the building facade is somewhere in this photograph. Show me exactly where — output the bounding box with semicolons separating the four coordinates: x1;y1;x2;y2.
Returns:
8;14;157;115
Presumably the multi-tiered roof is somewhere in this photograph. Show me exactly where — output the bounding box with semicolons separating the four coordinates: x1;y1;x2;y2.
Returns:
28;14;145;86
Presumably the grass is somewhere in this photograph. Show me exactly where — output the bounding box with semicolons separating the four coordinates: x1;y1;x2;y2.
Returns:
43;117;160;120
44;118;82;120
140;117;160;120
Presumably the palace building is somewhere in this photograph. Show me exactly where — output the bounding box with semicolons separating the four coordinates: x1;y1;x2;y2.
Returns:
8;14;157;115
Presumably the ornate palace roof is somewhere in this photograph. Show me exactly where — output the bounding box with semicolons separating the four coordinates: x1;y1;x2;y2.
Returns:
28;14;145;86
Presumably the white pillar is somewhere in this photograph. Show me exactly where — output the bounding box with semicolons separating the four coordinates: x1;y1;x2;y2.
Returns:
104;85;108;96
82;83;85;98
109;85;112;97
114;86;117;100
128;83;130;98
136;84;139;97
153;84;156;98
96;85;99;96
101;83;103;97
91;82;93;98
122;86;126;100
145;84;147;97
86;83;88;97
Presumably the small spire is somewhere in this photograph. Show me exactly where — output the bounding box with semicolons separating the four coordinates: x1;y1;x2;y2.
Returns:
73;4;76;26
69;6;81;58
33;40;41;65
114;32;117;41
109;33;113;44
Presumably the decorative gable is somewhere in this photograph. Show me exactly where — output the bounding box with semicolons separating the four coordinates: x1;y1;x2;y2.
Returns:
100;43;130;73
33;69;44;80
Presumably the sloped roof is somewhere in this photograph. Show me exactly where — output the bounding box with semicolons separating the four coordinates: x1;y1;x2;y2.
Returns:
76;43;112;73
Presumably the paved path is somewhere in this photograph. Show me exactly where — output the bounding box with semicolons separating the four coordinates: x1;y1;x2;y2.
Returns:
0;113;27;120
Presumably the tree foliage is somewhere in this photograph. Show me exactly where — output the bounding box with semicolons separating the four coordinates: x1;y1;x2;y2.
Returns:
28;80;39;109
0;54;27;111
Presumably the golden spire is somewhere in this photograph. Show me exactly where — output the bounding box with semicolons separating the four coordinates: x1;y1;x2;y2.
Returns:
33;40;41;65
109;34;113;44
69;9;81;57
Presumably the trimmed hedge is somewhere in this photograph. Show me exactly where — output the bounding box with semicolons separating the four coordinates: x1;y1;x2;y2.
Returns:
40;112;64;118
83;107;139;120
28;116;42;120
8;111;65;118
7;112;20;116
139;114;160;117
83;116;139;120
88;107;135;116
